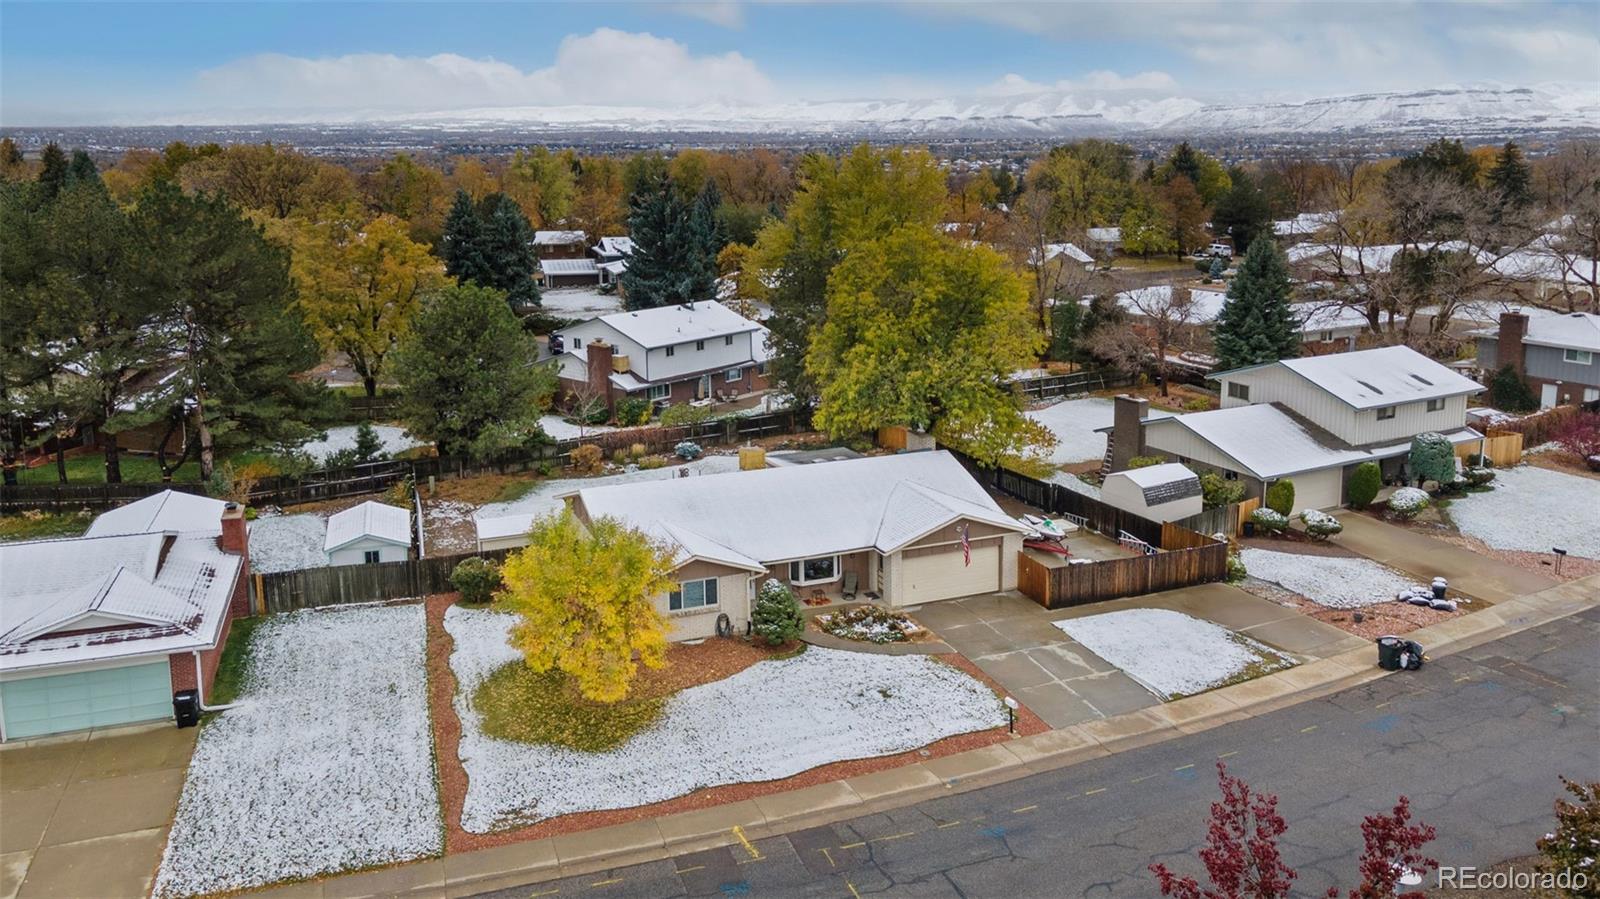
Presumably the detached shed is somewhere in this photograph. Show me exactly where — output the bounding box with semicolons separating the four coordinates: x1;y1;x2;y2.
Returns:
1102;463;1203;523
325;501;412;566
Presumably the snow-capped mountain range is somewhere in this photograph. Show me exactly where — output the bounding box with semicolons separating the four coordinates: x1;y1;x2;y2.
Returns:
359;83;1597;138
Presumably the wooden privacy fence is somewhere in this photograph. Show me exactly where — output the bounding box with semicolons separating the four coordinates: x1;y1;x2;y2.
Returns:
1019;521;1228;610
948;451;1166;547
1011;369;1133;401
251;548;514;614
0;481;207;513
1455;428;1523;468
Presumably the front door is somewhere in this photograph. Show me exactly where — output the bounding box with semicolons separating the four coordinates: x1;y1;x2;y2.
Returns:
1540;382;1558;409
697;373;712;399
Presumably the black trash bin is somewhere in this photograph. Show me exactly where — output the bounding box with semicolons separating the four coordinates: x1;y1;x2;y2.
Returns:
173;690;200;728
1376;636;1405;671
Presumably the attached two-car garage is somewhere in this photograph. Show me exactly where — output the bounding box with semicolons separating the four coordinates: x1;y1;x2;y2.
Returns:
899;542;1003;605
0;661;172;741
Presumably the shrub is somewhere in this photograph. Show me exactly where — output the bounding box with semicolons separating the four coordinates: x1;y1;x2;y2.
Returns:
614;397;652;427
629;442;647;460
1128;455;1168;469
384;474;415;507
1536;778;1600;893
637;456;665;470
1199;471;1245;509
659;403;714;427
1346;461;1382;508
1194;259;1213;275
1408;432;1457;486
572;403;610;426
818;605;918;644
450;557;503;605
1299;509;1343;540
1462;467;1494;488
1463;452;1493;469
674;440;703;460
611;448;629;466
535;461;554;477
1554;410;1600;462
1184;397;1211;412
1250;508;1289;534
1225;554;1248;583
1488;364;1538;413
751;579;804;646
1265;479;1295;516
325;421;390;469
570;444;604;474
1389;487;1430;519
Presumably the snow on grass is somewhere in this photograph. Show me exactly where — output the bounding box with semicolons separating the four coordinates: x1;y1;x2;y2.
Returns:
1055;608;1294;700
294;424;424;464
1447;465;1600;559
473;454;742;521
248;512;328;573
1240;547;1413;608
154;604;440;898
1045;469;1102;499
540;288;624;320
445;606;1005;832
537;414;617;441
1026;398;1117;464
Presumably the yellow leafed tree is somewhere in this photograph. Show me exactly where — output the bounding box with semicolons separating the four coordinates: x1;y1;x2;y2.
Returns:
496;511;675;703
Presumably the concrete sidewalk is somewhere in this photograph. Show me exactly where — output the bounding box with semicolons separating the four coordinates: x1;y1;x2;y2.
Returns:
0;723;195;899
251;573;1599;899
1333;511;1560;603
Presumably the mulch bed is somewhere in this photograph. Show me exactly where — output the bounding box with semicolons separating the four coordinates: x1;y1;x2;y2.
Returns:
1237;579;1460;640
1239;534;1362;558
424;593;1046;854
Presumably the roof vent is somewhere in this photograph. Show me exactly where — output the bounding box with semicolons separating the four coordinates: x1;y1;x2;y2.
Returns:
1409;374;1434;386
1355;380;1383;394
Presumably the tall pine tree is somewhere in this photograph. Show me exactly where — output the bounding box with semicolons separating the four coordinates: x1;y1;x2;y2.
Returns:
440;190;539;309
620;175;716;309
1487;141;1533;222
36;143;68;201
441;189;488;284
1213;236;1299;371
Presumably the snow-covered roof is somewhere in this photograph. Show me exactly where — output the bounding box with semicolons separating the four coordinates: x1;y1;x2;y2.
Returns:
594;236;635;257
475;514;534;543
1087;227;1121;243
0;532;241;673
1518;312;1600;353
1144;404;1371;480
1113;285;1228;324
1031;242;1094;266
1273;212;1336;237
1289;241;1473;274
324;501;411;552
1108;463;1201;506
598;259;628;275
573;451;1025;569
1484;248;1595;285
1217;345;1484;410
594;300;761;349
1292;303;1371;334
85;490;226;539
533;230;587;246
540;258;600;276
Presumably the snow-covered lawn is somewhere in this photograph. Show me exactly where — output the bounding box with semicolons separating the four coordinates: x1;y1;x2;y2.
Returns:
247;512;328;573
1025;398;1177;465
294;424;424;464
474;454;742;521
445;606;1005;832
1240;547;1414;609
537;414;617;441
540;288;624;320
154;604;440;898
1054;608;1295;700
1447;466;1600;560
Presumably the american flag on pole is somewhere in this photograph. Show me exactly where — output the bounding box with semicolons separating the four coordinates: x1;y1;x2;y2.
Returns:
960;524;971;566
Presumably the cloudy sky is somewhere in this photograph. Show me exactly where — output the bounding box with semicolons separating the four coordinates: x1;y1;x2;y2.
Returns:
2;0;1596;124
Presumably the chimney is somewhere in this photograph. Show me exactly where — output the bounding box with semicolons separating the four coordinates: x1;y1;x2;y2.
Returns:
1497;312;1528;376
1111;394;1150;471
219;502;249;564
585;342;616;414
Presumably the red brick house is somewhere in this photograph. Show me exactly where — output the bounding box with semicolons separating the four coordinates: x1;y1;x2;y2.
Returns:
0;491;250;741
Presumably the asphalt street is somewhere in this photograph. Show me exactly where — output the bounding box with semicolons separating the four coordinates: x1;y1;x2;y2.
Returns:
474;609;1600;899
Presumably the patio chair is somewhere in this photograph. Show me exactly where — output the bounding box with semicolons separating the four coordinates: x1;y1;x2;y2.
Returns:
842;571;858;600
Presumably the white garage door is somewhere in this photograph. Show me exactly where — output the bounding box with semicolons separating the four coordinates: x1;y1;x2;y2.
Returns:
901;544;1000;604
1;662;172;741
1285;468;1343;515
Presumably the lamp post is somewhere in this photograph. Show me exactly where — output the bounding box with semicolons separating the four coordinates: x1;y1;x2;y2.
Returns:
1003;696;1018;734
1554;547;1568;577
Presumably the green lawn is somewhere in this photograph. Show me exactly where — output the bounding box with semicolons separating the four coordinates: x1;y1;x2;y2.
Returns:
0;511;92;542
473;662;668;752
15;453;201;485
206;616;266;710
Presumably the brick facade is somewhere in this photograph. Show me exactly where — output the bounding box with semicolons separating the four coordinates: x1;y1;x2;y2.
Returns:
168;502;252;698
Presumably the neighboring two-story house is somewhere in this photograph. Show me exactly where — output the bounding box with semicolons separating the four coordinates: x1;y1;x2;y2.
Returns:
1474;311;1600;409
553;301;770;412
1107;345;1485;513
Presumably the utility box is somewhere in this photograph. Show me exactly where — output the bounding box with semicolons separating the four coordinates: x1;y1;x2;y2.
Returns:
173;690;200;728
739;446;767;470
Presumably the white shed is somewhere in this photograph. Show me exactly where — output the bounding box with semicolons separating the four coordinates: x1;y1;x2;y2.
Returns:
1102;463;1203;523
475;513;535;554
325;501;412;566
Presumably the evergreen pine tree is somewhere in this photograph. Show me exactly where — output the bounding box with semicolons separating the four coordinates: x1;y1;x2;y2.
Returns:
441;189;488;285
1213;236;1299;371
0;138;23;173
621;175;715;309
36;143;68;200
1212;169;1273;251
1486;142;1533;220
477;192;540;309
66;150;100;187
352;420;387;462
1168;142;1202;186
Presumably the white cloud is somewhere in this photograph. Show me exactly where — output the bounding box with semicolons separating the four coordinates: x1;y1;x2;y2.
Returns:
985;70;1178;95
672;1;745;28
190;28;774;114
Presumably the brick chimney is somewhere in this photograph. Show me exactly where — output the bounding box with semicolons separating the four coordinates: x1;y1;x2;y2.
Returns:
585;342;616;414
218;502;251;617
1111;394;1150;471
1497;312;1528;376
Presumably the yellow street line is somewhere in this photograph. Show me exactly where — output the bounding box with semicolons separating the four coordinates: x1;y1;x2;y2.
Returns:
1130;774;1158;784
1174;764;1195;772
1374;701;1391;709
937;820;963;828
1300;725;1319;733
820;847;835;868
1217;751;1239;759
840;841;866;850
529;890;560;898
846;881;864;899
876;831;916;843
676;865;705;874
1012;805;1037;814
1084;787;1107;796
731;824;763;860
590;878;623;887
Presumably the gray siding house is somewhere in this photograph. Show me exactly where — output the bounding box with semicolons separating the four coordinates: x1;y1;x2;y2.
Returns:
1475;312;1600;408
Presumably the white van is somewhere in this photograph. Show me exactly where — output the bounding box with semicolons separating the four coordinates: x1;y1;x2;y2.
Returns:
1206;243;1233;258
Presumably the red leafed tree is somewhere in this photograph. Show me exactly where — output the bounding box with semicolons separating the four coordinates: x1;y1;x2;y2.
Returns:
1150;762;1297;899
1553;411;1600;467
1329;796;1438;899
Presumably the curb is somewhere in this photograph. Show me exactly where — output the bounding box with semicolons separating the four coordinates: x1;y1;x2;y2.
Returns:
257;575;1600;899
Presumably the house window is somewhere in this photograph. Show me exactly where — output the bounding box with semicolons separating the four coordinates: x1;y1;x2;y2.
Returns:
1318;330;1334;342
1223;470;1239;481
756;361;768;376
648;384;670;401
666;345;675;357
696;340;705;351
669;577;719;611
572;338;582;349
363;550;381;564
1564;348;1594;365
1376;406;1397;420
1426;398;1445;412
1227;382;1250;401
788;555;840;585
725;367;744;382
724;335;734;346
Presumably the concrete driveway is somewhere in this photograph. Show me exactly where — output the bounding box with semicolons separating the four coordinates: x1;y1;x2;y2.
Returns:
913;586;1367;729
0;724;194;899
1333;512;1559;603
